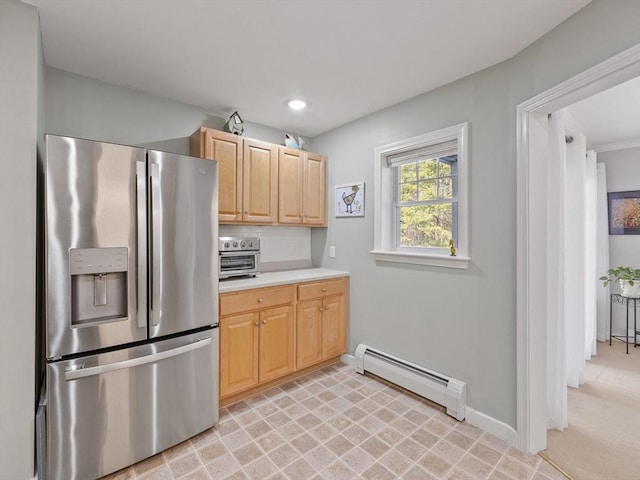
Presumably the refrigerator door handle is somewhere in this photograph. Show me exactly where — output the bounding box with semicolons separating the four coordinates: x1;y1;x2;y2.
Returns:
136;161;147;329
64;336;212;381
150;162;161;327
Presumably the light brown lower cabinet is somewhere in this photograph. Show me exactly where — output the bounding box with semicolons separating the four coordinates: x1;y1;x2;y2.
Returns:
219;277;348;401
219;286;295;398
296;291;345;369
296;278;347;369
258;305;295;382
219;311;259;397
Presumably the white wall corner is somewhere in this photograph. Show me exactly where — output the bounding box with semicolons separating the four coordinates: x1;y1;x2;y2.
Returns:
464;407;518;448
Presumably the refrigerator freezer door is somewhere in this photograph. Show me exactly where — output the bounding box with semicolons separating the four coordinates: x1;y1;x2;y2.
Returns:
45;135;148;359
148;151;218;338
46;329;219;480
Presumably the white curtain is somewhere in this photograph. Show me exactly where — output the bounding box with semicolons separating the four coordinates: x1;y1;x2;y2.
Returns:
584;150;598;359
547;111;567;430
596;163;610;341
546;110;599;431
564;127;587;388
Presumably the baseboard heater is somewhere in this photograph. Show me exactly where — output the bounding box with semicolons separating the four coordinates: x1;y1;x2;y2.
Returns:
354;344;467;421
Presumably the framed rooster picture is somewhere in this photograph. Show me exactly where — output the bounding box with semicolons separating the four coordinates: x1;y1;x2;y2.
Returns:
336;182;365;217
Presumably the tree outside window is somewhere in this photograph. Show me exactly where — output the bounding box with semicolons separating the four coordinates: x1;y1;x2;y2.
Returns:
395;155;458;249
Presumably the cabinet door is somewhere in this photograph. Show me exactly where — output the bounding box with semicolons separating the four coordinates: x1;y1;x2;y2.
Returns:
205;130;243;222
303;153;327;226
243;139;278;223
259;305;294;383
296;299;323;369
278;148;304;224
220;312;259;397
322;295;345;359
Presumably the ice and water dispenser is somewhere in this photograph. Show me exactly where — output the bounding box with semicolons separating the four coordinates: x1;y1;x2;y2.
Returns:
69;247;128;326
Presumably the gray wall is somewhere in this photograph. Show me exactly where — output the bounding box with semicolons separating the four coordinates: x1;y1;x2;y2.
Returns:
599;147;640;333
45;67;306;153
309;0;640;428
0;1;41;478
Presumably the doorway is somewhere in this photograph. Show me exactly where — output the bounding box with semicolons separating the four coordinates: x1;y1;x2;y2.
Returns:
515;44;640;454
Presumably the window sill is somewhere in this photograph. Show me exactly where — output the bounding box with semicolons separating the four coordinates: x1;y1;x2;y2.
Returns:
370;250;470;270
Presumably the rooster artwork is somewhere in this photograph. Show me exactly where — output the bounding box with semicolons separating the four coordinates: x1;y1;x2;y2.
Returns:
342;189;357;214
336;183;364;217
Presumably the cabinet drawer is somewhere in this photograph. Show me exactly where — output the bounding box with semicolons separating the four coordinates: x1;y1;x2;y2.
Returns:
297;278;345;301
220;285;295;316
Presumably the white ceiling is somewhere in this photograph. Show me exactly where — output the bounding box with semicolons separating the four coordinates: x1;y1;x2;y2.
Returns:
565;76;640;150
25;0;591;138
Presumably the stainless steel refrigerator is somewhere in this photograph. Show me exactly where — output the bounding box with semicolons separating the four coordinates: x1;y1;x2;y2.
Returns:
43;134;219;480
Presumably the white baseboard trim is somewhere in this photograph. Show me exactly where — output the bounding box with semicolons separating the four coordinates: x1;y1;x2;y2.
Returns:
340;353;355;369
464;407;518;447
342;352;517;447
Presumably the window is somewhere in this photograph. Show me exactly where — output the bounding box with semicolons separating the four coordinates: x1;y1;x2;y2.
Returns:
394;151;458;252
372;123;469;269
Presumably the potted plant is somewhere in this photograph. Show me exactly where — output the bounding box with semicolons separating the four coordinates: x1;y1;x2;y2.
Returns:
600;266;640;298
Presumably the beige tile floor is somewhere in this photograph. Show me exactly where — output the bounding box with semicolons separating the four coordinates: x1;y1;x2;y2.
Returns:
103;363;566;480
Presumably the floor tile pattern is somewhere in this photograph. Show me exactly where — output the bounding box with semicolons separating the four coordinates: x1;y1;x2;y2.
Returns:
103;364;566;480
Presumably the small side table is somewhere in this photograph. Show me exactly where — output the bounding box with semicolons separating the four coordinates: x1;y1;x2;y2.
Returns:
609;294;640;354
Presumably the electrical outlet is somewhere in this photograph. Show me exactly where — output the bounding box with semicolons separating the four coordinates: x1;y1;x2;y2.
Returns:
329;246;335;258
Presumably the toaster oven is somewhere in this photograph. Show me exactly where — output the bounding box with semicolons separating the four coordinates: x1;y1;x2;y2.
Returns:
218;237;260;279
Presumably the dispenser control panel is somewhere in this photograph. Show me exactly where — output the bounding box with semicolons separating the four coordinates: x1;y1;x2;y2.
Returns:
69;248;128;275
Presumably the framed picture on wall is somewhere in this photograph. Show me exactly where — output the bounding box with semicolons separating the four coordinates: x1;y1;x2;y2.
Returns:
607;190;640;235
335;182;365;217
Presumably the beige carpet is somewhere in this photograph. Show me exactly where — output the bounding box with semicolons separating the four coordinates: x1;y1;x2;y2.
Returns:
545;340;640;480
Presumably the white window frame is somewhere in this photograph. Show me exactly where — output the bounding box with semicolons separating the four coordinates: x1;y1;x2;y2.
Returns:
371;123;470;269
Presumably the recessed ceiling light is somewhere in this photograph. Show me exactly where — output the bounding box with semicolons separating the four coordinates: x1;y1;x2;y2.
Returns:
288;99;306;110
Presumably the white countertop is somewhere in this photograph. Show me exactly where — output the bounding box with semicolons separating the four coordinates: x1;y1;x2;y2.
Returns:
218;268;349;293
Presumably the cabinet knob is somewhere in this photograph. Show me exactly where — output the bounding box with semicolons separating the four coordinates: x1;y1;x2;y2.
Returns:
262;320;267;324
325;306;330;311
254;321;259;326
237;211;241;214
244;211;249;214
321;288;327;292
318;307;324;312
257;298;264;303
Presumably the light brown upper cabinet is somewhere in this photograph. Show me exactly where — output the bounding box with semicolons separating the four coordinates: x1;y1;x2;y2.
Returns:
190;128;242;222
190;128;277;224
278;147;327;226
242;138;278;223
